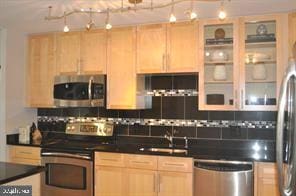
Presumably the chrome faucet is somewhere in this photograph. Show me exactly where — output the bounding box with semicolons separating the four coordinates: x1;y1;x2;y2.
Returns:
164;131;173;147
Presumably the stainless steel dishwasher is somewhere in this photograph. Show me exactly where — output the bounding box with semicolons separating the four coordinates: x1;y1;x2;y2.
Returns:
194;159;253;196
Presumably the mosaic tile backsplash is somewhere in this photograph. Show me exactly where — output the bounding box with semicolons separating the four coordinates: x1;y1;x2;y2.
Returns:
38;74;277;142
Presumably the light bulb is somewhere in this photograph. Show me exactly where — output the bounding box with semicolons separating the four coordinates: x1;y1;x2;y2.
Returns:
63;25;69;32
218;9;226;20
190;12;197;20
169;13;176;23
105;23;112;30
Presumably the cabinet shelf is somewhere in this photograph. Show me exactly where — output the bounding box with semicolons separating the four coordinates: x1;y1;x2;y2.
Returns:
205;44;233;49
246;60;276;65
245;41;276;48
246;80;276;83
205;81;233;84
205;61;233;65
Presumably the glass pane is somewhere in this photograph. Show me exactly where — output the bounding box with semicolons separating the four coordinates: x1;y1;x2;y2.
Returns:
244;20;277;106
204;24;234;106
46;163;86;190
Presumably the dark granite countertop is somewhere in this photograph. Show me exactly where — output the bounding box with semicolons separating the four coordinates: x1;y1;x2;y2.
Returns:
0;162;44;185
7;134;276;163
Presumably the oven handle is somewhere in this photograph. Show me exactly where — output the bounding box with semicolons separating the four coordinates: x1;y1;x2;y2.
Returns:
88;76;94;106
41;152;91;160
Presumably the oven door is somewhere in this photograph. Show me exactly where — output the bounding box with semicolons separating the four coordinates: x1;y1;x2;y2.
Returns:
41;154;93;196
53;75;105;107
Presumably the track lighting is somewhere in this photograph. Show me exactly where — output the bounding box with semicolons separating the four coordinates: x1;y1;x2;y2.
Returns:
218;1;226;20
86;8;95;31
169;0;176;23
63;13;69;33
105;9;112;30
189;0;197;20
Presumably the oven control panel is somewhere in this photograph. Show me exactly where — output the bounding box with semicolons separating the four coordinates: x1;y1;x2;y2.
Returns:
66;122;113;136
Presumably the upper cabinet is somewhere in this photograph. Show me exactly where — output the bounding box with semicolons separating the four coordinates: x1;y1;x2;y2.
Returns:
289;12;296;59
107;27;150;109
26;34;56;107
137;22;198;74
56;32;81;74
198;19;239;111
239;14;287;111
56;30;107;75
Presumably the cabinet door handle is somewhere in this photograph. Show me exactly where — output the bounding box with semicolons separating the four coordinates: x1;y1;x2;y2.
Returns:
158;173;161;193
235;90;238;109
241;89;244;109
167;54;170;71
77;59;81;75
162;54;166;71
153;173;157;193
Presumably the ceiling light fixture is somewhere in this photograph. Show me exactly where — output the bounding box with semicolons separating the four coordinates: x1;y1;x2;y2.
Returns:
63;12;69;33
46;0;226;32
105;9;112;30
169;0;177;23
218;0;226;20
189;0;197;20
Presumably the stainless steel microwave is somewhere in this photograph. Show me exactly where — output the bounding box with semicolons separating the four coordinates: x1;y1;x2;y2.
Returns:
53;75;105;107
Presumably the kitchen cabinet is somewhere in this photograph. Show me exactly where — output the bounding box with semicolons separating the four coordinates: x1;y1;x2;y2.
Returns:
56;30;107;75
198;14;288;111
56;32;81;74
107;27;150;109
137;24;167;73
254;162;279;196
7;146;41;165
289;12;296;59
137;22;198;74
95;152;193;196
26;34;56;107
239;14;287;111
198;18;240;111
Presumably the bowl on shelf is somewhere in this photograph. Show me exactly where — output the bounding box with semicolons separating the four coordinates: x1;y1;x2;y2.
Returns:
206;94;224;105
245;52;271;63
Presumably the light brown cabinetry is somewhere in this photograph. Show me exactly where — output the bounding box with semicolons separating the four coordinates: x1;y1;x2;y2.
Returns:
107;27;149;109
254;162;279;196
56;32;81;74
137;22;198;74
7;146;41;165
289;12;296;59
94;152;193;196
26;34;56;107
56;30;107;75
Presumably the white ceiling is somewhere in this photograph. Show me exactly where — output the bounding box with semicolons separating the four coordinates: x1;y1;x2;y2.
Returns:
0;0;295;33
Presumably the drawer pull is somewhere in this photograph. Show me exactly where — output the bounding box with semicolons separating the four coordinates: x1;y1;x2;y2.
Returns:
19;151;32;155
164;163;185;167
131;161;150;164
101;158;119;162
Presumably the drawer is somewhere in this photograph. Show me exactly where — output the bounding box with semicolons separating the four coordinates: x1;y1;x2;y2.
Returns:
158;157;193;173
95;152;125;167
12;146;41;160
257;163;278;178
125;154;158;170
11;158;41;166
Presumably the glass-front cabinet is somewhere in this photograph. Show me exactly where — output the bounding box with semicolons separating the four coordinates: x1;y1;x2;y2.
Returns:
239;15;285;111
199;19;239;110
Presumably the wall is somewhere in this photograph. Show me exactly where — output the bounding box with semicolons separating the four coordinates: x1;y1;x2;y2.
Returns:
4;29;36;133
0;28;6;161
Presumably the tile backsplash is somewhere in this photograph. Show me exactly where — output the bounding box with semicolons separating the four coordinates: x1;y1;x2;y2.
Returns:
38;74;277;142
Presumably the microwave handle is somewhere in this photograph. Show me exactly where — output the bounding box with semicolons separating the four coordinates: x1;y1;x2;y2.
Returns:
88;76;94;106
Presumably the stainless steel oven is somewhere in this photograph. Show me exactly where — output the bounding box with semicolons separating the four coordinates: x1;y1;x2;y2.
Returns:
41;150;93;196
53;75;105;107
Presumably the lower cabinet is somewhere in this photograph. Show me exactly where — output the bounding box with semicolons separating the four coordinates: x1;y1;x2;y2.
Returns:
95;152;193;196
255;162;280;196
95;166;126;196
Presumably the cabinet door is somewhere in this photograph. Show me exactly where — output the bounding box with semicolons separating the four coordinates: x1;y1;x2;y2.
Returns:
107;27;137;109
198;19;240;111
56;32;80;74
158;171;193;196
257;178;280;196
95;166;126;196
80;30;107;74
289;12;296;59
239;15;286;111
126;169;157;196
167;21;198;73
137;24;167;73
26;34;56;107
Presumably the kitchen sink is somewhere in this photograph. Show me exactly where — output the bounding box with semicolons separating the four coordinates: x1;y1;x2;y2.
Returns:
139;147;188;154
